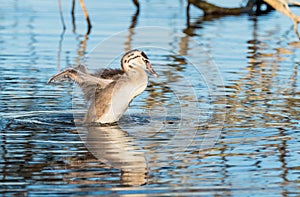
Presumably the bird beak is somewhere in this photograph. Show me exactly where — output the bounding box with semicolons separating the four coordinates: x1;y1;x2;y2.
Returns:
146;62;158;78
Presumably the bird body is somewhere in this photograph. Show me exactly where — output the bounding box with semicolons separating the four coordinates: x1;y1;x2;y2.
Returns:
48;49;157;124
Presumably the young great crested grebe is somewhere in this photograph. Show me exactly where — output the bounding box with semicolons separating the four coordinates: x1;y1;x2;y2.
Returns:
48;49;157;124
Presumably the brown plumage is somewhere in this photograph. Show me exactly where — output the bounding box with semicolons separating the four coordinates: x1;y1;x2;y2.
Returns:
47;49;158;124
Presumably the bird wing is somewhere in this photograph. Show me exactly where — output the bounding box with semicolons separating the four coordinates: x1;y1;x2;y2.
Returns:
47;68;114;101
47;68;113;87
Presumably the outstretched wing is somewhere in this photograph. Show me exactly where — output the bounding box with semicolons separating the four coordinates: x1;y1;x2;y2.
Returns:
47;67;114;101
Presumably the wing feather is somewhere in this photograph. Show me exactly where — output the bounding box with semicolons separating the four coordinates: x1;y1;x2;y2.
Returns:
47;68;114;101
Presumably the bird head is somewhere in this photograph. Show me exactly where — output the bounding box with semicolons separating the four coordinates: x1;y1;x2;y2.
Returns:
121;49;158;77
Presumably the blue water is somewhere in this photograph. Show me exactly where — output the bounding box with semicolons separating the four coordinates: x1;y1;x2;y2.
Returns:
1;0;300;196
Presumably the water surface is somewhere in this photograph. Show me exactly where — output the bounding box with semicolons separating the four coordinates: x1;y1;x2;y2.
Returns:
0;0;300;196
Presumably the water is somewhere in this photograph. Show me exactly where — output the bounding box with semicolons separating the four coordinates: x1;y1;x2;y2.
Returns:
1;0;300;196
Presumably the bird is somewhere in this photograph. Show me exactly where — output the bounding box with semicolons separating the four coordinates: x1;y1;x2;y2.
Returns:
47;49;158;124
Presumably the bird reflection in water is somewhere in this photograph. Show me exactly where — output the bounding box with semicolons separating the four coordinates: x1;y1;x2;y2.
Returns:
77;124;148;186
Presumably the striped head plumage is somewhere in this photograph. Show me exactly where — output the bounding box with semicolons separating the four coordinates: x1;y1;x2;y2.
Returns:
121;49;158;77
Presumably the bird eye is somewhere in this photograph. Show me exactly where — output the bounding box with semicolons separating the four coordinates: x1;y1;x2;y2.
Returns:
141;51;148;59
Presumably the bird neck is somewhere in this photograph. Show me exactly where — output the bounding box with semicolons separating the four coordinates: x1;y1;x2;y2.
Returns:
126;66;148;82
125;67;148;98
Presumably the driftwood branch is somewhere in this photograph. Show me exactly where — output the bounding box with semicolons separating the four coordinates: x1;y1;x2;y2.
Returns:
71;0;77;33
285;0;300;6
188;0;300;39
79;0;92;34
132;0;140;10
187;0;251;15
263;0;300;39
58;0;66;31
69;0;92;34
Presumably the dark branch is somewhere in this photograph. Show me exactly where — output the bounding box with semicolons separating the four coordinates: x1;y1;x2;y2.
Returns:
188;0;251;15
